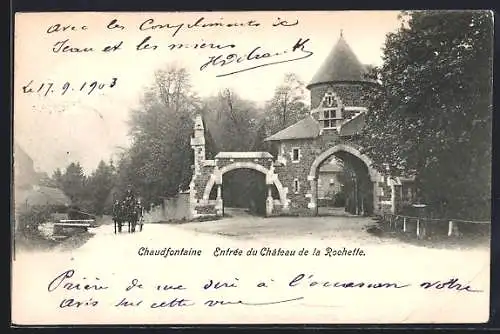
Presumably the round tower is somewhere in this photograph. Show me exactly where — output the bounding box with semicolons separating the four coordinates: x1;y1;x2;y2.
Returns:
307;32;378;112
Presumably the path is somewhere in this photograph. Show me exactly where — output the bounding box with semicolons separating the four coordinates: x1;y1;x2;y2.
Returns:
12;214;490;325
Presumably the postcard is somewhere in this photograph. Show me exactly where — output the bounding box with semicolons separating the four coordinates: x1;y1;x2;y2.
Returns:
12;10;492;325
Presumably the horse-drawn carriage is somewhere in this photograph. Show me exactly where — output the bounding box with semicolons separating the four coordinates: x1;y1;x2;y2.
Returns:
112;190;144;234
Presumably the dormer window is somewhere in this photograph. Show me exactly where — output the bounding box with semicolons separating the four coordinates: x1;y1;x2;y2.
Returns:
319;91;343;130
322;109;344;129
325;94;336;107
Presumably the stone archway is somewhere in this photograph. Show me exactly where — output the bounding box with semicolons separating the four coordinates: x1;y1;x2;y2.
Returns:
202;161;289;216
307;144;382;215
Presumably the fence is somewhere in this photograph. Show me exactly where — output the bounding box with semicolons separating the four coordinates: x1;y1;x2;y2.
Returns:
381;213;490;239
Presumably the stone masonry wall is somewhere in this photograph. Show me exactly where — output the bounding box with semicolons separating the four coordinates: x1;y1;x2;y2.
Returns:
215;157;273;170
190;161;217;217
275;138;324;215
274;129;390;216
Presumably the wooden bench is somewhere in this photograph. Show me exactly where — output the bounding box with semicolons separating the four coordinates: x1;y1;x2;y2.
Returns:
59;219;97;226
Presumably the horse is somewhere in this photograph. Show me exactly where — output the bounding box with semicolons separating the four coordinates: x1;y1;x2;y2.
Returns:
121;199;141;233
113;197;144;234
112;201;125;234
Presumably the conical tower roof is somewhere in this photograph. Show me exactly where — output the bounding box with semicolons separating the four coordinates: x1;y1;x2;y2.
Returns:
307;33;370;88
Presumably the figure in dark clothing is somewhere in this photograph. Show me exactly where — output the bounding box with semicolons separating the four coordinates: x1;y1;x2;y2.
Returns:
112;188;144;234
112;200;124;234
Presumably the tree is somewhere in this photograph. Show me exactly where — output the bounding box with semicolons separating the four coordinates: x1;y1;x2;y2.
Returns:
265;73;309;134
58;162;86;206
360;10;493;219
116;64;199;208
51;168;63;186
85;160;115;215
251;73;309;156
200;89;262;152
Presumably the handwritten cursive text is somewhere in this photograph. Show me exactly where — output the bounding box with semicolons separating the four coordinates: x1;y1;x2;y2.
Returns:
200;38;313;77
48;269;109;292
22;78;118;97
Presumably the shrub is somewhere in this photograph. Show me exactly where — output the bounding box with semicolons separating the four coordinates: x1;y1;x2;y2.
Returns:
333;192;346;207
17;205;54;239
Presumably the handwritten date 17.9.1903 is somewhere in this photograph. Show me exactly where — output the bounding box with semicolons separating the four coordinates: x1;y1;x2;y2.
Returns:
22;78;118;97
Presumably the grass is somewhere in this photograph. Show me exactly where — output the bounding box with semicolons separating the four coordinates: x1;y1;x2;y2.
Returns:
14;233;59;252
392;231;490;250
365;222;490;250
14;229;96;253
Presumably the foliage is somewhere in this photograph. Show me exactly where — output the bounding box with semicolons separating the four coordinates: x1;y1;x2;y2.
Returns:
46;68;310;213
333;191;346;207
202;117;218;160
201;89;262;152
56;162;86;205
360;10;493;219
51;160;116;215
113;65;198;208
252;73;310;156
265;73;310;134
17;205;54;239
85;160;116;215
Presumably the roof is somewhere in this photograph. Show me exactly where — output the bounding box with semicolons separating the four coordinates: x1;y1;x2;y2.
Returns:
15;185;71;208
14;142;33;166
339;112;366;137
264;115;321;142
13;142;39;188
307;34;373;88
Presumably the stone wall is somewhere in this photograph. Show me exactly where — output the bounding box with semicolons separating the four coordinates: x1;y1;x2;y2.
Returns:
143;192;191;222
164;193;191;220
275;138;318;214
215;156;274;170
190;160;217;217
275;136;387;215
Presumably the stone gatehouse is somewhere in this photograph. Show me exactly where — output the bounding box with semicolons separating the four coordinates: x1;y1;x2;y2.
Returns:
189;33;415;218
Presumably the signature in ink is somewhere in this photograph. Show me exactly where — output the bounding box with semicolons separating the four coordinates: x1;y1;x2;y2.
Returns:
200;38;313;77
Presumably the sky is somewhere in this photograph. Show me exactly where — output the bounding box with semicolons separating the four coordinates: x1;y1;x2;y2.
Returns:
14;11;402;175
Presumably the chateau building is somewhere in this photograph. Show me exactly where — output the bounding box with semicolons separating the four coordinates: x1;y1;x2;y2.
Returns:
189;34;414;218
